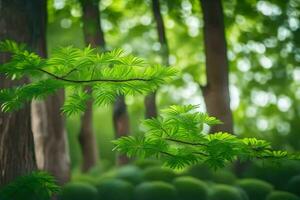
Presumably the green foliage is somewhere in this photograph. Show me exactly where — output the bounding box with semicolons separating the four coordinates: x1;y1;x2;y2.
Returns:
115;165;143;185
242;161;300;188
236;178;273;200
142;166;177;182
134;159;162;170
184;164;214;180
114;105;300;169
173;176;208;200
134;181;177;200
59;182;98;200
208;184;247;200
211;170;237;185
0;171;60;200
287;175;300;196
266;191;300;200
0;40;176;115
96;179;134;200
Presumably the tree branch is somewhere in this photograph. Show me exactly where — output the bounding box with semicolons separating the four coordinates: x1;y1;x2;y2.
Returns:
37;68;153;83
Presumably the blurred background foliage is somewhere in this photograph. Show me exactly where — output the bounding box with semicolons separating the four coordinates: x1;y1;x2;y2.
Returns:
46;0;300;169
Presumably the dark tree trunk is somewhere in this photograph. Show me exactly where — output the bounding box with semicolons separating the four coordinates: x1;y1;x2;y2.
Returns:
145;0;170;119
199;0;233;133
30;0;70;185
0;0;38;186
79;0;104;172
113;96;130;165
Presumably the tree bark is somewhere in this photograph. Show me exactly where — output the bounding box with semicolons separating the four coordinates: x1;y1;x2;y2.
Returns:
31;90;70;185
113;96;130;165
0;0;38;186
79;0;104;172
30;0;70;185
199;0;233;133
145;0;170;119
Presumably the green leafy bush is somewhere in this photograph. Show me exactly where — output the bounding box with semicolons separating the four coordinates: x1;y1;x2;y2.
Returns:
134;159;162;170
287;175;300;196
266;191;300;200
96;179;134;200
209;184;248;200
134;181;177;200
0;171;60;200
115;165;143;185
173;176;208;200
184;164;214;180
142;166;177;182
71;174;98;185
59;182;98;200
242;161;300;188
211;170;237;184
236;178;273;200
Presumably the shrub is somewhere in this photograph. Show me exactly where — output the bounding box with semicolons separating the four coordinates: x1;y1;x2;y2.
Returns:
236;178;273;200
71;174;98;185
184;164;213;181
287;175;300;196
241;161;300;188
96;179;134;200
211;170;237;184
173;176;208;200
0;171;60;200
115;165;143;185
266;191;300;200
209;184;248;200
59;182;98;200
135;159;162;170
134;181;177;200
142;166;176;182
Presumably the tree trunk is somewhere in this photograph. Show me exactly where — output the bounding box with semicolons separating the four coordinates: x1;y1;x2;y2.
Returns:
25;0;70;184
0;0;38;186
199;0;233;133
79;0;104;172
31;90;70;185
113;96;130;165
145;0;170;119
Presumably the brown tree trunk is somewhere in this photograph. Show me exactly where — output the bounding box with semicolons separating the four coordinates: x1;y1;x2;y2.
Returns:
79;0;104;172
0;0;38;186
199;0;233;133
113;96;130;165
30;0;70;185
145;0;170;119
32;90;70;185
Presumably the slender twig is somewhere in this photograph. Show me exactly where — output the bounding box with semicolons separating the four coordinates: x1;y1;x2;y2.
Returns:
37;68;153;83
192;151;209;156
60;68;78;78
165;137;208;147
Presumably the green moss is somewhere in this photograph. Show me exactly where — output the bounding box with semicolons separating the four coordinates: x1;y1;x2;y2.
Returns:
173;176;208;200
236;178;273;200
96;179;134;200
266;191;300;200
134;181;177;200
59;182;98;200
142;166;177;182
115;165;143;185
287;175;300;196
71;174;98;185
134;159;162;170
212;170;237;184
184;164;213;181
242;161;300;188
209;184;247;200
